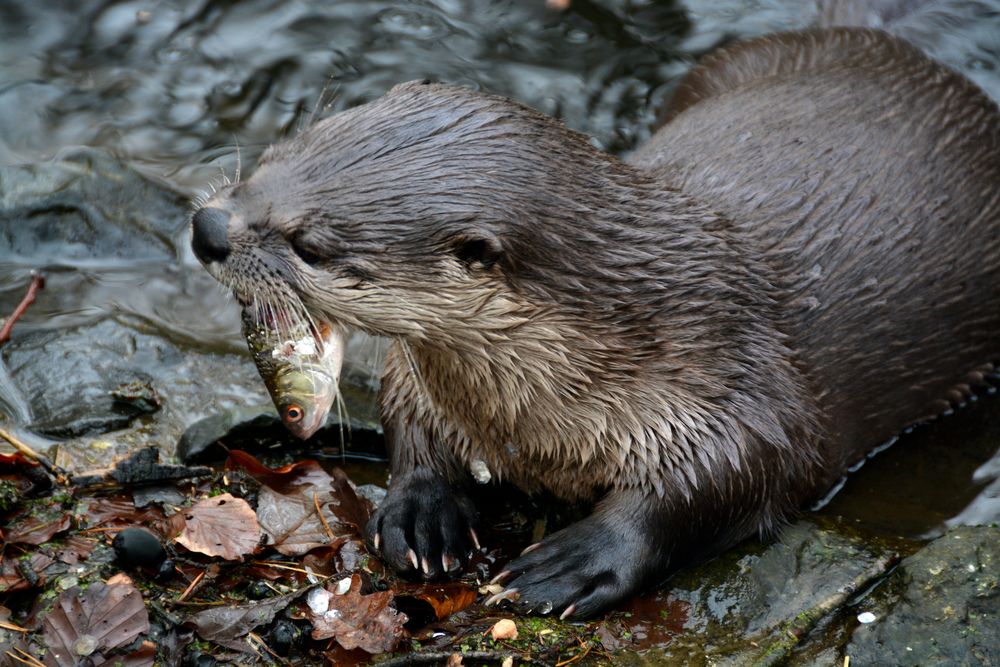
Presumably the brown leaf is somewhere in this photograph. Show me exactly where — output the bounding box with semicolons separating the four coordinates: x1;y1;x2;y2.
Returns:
186;589;303;650
0;552;54;593
174;493;260;560
4;512;71;545
53;535;97;565
307;574;407;654
395;582;478;620
256;487;338;556
76;497;164;529
490;618;517;640
233;453;371;556
227;452;372;529
42;576;149;667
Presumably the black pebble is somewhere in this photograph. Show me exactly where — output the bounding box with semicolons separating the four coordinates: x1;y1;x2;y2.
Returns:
267;620;301;656
246;580;273;600
113;527;166;569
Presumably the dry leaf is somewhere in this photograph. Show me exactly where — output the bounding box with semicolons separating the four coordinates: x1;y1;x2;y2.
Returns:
174;493;260;560
42;576;150;667
186;589;302;650
490;618;518;640
4;512;71;545
230;452;371;556
308;574;407;654
396;581;477;620
0;552;55;593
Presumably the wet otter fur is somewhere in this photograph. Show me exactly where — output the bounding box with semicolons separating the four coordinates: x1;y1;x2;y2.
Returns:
191;27;1000;617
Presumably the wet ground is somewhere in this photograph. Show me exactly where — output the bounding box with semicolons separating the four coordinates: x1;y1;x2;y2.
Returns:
1;0;1000;664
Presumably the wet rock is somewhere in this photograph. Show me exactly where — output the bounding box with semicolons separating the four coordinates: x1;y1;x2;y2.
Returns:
176;405;283;463
608;518;903;664
2;320;166;437
846;525;999;667
0;148;186;263
2;316;268;465
176;387;384;464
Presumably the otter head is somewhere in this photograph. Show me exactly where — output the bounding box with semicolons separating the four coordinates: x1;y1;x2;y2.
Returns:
190;80;642;359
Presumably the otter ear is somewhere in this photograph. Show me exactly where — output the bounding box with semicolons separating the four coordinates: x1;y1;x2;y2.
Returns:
452;232;503;270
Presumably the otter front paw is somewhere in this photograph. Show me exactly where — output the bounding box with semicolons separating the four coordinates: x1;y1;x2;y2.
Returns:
488;516;651;619
366;467;478;579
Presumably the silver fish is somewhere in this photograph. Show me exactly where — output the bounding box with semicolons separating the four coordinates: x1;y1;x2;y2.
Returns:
241;308;344;439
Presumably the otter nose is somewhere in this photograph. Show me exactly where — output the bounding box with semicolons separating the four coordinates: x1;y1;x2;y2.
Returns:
191;207;231;264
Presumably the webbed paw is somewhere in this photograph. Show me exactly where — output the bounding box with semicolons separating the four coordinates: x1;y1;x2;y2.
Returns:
366;467;478;579
487;514;652;619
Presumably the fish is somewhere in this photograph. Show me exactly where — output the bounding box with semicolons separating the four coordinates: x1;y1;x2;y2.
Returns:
241;306;344;440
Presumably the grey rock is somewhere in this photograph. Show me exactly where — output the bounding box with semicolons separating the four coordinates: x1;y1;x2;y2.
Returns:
847;525;999;667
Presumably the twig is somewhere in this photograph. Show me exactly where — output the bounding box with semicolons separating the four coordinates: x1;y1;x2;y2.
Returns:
0;426;68;485
0;273;44;347
750;554;900;667
0;620;28;633
177;569;206;602
7;647;45;667
555;640;594;666
314;491;336;542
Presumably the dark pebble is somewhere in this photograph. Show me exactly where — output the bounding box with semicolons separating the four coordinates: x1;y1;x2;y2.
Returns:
112;527;167;569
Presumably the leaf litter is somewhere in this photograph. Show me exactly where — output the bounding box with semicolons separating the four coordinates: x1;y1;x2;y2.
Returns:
1;446;608;665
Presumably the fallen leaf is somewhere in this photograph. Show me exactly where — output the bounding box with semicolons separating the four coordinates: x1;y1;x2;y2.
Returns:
0;552;54;593
53;535;97;565
307;574;407;654
490;618;518;640
232;453;371;556
395;581;478;620
42;576;150;667
174;493;260;560
256;487;338;556
186;589;304;650
4;512;71;545
76;497;164;529
228;452;372;528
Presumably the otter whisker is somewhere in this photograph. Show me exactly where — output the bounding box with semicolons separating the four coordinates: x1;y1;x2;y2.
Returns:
303;76;342;132
234;135;242;184
334;391;350;461
398;339;429;399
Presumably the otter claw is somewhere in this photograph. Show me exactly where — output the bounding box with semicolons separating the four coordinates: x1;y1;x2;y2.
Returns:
407;549;419;570
373;532;381;551
470;528;481;550
485;587;520;606
559;603;577;620
520;542;542;556
442;554;459;572
490;569;512;585
421;556;431;575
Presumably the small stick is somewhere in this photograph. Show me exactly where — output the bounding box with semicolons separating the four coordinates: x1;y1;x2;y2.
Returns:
0;620;28;633
0;426;69;485
177;569;206;602
0;273;45;347
7;647;45;667
314;491;336;542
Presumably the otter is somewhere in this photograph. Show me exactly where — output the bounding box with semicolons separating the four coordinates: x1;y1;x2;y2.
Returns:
190;27;1000;618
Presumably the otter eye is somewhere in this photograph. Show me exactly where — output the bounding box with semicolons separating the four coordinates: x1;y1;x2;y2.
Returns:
453;235;502;270
291;241;323;266
282;405;304;423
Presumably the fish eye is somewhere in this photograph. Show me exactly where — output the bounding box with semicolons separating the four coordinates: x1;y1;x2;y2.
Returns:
283;405;305;423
